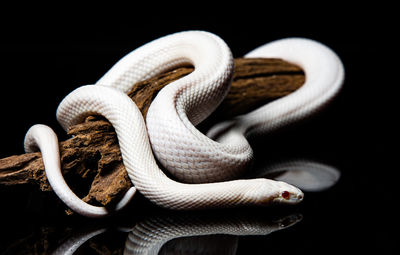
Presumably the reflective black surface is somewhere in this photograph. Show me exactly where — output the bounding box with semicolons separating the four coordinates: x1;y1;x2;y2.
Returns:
0;9;394;254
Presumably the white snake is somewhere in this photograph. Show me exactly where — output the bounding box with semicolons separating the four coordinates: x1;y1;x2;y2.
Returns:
23;31;344;218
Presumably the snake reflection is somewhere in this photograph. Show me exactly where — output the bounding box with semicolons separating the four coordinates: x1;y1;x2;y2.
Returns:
52;158;340;254
124;212;302;255
248;158;341;192
52;211;302;255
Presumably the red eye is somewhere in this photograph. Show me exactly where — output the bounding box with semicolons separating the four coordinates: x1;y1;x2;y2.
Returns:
282;191;290;200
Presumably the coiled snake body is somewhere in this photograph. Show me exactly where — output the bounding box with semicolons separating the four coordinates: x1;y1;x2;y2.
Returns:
24;31;344;217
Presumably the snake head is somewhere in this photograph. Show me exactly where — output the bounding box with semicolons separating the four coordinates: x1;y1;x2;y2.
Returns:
272;213;303;230
272;181;304;204
250;179;304;205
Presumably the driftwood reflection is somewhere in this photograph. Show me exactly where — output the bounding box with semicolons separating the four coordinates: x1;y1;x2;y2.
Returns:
52;210;302;255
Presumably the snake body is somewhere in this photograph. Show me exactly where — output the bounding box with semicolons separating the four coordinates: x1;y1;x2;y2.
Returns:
23;31;344;217
148;36;344;183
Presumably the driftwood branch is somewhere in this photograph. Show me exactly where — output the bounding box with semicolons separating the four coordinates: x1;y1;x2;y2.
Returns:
0;58;304;209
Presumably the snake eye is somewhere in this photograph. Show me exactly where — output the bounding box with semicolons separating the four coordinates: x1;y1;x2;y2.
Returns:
282;191;290;200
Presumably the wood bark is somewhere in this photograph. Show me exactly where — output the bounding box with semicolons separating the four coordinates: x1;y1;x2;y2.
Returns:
0;58;304;210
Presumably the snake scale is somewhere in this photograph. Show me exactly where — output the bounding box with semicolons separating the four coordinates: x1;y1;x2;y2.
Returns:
23;31;344;217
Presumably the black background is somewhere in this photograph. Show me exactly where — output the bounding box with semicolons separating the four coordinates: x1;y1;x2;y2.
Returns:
0;6;396;254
